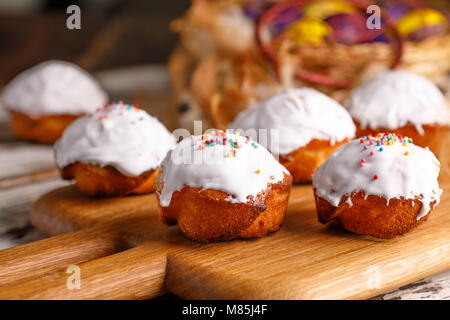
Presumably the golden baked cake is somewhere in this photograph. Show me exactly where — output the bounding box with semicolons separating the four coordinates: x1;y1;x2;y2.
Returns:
312;133;442;238
156;130;293;242
1;60;108;144
230;88;356;183
344;70;450;156
55;103;176;197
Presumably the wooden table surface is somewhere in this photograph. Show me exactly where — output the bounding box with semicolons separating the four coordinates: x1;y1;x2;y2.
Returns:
0;65;449;300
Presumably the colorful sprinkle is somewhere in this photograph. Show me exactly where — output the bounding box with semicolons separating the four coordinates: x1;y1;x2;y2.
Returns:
195;129;260;158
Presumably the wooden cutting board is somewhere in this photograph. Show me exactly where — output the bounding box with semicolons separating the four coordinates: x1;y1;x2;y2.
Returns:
0;149;449;300
0;137;448;300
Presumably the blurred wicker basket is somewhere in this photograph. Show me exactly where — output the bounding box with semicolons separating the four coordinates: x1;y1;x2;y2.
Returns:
278;32;450;101
169;0;450;130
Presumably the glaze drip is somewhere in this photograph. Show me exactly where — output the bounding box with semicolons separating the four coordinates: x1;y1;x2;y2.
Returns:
230;88;356;155
55;103;176;177
312;133;442;220
158;131;290;207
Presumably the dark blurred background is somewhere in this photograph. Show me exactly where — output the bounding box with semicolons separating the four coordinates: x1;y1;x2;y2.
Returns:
0;0;190;86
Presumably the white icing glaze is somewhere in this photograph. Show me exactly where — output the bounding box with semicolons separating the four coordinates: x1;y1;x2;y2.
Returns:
158;132;290;207
312;133;442;220
230;88;356;155
344;70;450;134
55;103;176;177
1;60;108;118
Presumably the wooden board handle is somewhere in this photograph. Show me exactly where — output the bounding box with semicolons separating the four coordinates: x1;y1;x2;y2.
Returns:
0;242;172;300
0;225;128;287
0;212;192;299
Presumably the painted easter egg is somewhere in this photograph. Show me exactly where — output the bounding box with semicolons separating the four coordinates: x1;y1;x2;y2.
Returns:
270;6;303;34
285;17;331;45
396;8;448;41
384;2;410;22
325;12;384;44
303;0;356;19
